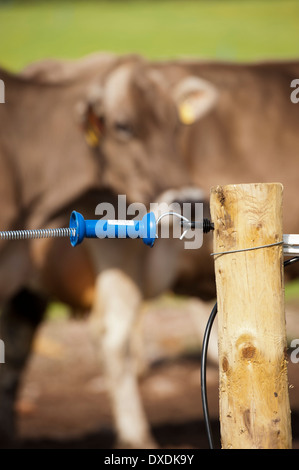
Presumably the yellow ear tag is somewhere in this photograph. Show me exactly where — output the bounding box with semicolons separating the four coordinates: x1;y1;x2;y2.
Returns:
179;101;196;125
85;128;100;148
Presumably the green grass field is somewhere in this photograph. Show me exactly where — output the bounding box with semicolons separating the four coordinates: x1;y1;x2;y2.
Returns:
0;0;298;71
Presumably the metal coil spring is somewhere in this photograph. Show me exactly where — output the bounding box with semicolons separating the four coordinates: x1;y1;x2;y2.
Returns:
0;227;76;241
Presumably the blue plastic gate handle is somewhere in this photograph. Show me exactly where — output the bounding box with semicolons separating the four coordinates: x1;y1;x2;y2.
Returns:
69;211;157;248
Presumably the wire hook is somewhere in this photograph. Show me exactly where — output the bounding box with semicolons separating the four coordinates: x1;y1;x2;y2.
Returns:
155;211;191;240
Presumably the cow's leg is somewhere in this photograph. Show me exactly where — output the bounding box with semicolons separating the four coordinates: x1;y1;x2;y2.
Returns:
89;268;156;449
0;289;47;446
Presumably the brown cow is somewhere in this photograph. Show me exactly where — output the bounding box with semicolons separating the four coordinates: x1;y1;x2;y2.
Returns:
83;57;299;447
154;59;299;230
0;54;215;448
2;54;298;449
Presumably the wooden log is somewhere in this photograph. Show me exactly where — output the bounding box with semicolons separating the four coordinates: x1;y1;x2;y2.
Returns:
210;183;292;449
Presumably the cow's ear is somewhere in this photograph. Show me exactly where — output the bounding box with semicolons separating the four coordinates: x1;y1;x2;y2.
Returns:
78;86;105;148
173;77;218;125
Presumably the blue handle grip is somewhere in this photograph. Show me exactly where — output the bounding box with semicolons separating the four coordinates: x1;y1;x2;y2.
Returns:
69;211;156;248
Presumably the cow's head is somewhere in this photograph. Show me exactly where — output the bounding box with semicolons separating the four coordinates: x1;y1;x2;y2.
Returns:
79;56;218;206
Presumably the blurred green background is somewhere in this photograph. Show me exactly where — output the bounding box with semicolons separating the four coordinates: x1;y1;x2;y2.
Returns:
0;0;298;72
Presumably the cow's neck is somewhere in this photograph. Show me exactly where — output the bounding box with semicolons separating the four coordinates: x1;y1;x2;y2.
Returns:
0;70;101;229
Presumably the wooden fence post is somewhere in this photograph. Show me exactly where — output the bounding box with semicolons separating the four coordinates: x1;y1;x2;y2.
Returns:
210;183;292;449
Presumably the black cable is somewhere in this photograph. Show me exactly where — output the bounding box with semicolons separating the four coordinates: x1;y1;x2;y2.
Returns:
200;256;299;449
200;301;217;449
284;257;299;267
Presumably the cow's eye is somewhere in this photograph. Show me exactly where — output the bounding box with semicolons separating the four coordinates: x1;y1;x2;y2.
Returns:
114;121;134;139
